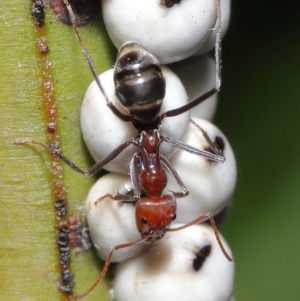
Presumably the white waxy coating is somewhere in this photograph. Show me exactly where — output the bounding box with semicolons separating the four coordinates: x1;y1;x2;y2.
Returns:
113;224;234;301
101;0;217;63
167;118;237;223
80;65;189;174
170;54;218;120
86;173;147;262
195;0;231;55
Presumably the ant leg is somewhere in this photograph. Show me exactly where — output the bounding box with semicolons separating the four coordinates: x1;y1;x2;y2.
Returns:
14;137;135;176
92;173;140;205
159;155;189;197
75;235;149;300
95;193;136;204
190;118;224;157
160;0;222;119
62;0;132;123
162;136;225;162
93;153;145;204
168;212;232;262
130;153;142;201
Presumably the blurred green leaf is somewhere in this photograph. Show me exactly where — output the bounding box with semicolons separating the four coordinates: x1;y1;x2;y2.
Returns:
218;2;300;300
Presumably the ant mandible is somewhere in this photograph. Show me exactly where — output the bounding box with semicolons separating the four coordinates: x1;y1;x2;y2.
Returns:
16;0;231;299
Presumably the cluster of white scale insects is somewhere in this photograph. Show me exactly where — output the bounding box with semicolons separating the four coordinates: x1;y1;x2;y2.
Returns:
74;0;235;300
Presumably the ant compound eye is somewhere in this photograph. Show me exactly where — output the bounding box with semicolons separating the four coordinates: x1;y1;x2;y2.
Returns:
141;217;147;225
172;213;176;221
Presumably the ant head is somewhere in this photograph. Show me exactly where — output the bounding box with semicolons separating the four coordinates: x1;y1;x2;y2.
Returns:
135;195;176;242
114;42;166;125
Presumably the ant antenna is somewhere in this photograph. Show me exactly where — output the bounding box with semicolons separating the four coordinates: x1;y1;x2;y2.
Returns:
168;213;232;262
75;235;150;299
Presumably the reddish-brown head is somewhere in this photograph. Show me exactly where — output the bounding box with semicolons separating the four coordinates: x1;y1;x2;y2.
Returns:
135;195;176;242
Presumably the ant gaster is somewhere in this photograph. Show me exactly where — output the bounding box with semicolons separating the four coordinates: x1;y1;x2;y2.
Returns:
15;0;231;299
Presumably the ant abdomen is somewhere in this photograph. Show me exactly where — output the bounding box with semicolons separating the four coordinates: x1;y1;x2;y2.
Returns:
114;43;166;124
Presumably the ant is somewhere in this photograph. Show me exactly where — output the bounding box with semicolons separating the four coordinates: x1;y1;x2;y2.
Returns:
15;0;231;299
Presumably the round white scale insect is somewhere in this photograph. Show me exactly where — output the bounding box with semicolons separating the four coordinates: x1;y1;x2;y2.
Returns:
86;173;147;262
101;0;218;63
112;224;235;301
168;117;237;222
170;54;218;120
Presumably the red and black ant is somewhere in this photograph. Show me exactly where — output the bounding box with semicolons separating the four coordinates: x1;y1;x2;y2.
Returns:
16;0;231;299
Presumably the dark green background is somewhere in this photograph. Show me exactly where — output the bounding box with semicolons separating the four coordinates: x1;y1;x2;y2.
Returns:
217;1;300;300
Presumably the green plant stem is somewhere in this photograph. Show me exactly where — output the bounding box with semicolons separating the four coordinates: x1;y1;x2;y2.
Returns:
0;1;115;300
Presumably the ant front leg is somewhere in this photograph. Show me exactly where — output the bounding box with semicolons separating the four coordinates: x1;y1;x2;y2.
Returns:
14;137;135;176
95;193;136;204
168;212;232;262
75;235;150;300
